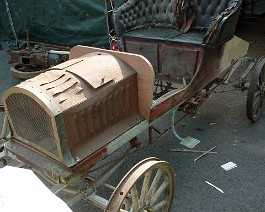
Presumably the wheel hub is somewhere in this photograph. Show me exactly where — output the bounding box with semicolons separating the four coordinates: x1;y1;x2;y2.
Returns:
141;206;152;212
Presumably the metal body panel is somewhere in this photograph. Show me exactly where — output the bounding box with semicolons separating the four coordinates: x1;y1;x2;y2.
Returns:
124;37;200;83
63;75;141;162
150;45;224;120
161;45;198;81
2;51;142;168
125;41;159;72
69;46;155;121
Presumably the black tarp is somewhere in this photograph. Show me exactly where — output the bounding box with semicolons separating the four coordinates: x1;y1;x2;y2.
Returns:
0;0;111;48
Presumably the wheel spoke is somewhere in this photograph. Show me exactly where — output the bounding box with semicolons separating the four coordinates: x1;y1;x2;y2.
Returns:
150;180;169;206
146;169;163;204
259;96;265;114
154;80;159;93
256;84;262;91
123;197;131;211
106;158;175;212
259;68;265;84
253;92;262;117
139;170;152;206
130;184;139;211
152;200;168;211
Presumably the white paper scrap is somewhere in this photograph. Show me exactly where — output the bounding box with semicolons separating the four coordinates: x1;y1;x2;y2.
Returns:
221;161;237;171
205;181;224;193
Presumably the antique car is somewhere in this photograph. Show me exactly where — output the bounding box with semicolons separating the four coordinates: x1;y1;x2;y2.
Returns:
0;0;265;211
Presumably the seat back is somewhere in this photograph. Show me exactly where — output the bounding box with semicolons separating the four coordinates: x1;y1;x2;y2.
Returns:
193;0;233;28
114;0;241;36
113;0;178;35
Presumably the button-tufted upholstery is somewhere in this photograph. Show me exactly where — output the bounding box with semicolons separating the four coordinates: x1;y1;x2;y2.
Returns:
113;0;242;45
193;0;231;28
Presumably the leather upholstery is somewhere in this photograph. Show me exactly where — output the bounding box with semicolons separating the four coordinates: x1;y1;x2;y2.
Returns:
114;0;179;35
193;0;231;28
114;0;242;45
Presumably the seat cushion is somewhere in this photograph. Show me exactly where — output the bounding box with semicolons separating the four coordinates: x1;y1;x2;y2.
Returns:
122;26;207;46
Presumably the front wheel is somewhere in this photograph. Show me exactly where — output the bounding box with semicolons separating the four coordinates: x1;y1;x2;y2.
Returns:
105;157;176;212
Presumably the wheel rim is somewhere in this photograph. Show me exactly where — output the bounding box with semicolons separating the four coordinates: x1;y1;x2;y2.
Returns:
246;57;265;122
105;157;176;212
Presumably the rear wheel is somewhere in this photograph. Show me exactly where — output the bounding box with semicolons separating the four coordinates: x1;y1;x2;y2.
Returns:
246;57;265;122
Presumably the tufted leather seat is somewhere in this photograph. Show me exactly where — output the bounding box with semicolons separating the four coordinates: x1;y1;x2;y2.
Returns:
113;0;242;46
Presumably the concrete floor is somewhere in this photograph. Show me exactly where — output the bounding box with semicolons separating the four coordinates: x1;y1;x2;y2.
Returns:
0;20;265;211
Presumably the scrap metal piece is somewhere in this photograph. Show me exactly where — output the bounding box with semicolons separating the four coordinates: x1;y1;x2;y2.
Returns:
194;146;216;162
179;136;200;149
171;109;200;148
169;148;217;154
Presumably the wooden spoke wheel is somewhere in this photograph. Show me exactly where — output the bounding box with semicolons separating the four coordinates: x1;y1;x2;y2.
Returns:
153;80;172;97
246;57;265;122
105;157;175;212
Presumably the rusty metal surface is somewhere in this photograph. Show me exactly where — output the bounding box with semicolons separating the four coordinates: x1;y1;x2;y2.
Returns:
68;45;155;121
161;45;198;81
64;75;140;162
2;50;143;169
125;41;159;72
150;45;224;121
7;48;48;68
124;37;200;84
4;140;73;183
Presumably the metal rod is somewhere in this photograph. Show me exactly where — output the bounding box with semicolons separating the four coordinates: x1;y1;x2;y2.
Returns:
102;182;115;191
194;146;216;162
171;109;184;141
86;194;108;210
240;61;256;80
91;157;126;188
154;113;187;141
26;31;30;50
224;60;241;84
154;129;169;141
152;127;161;134
169;148;217;154
29;41;70;50
149;126;153;144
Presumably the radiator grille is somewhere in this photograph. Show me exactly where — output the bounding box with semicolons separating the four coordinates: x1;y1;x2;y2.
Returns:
6;93;58;156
